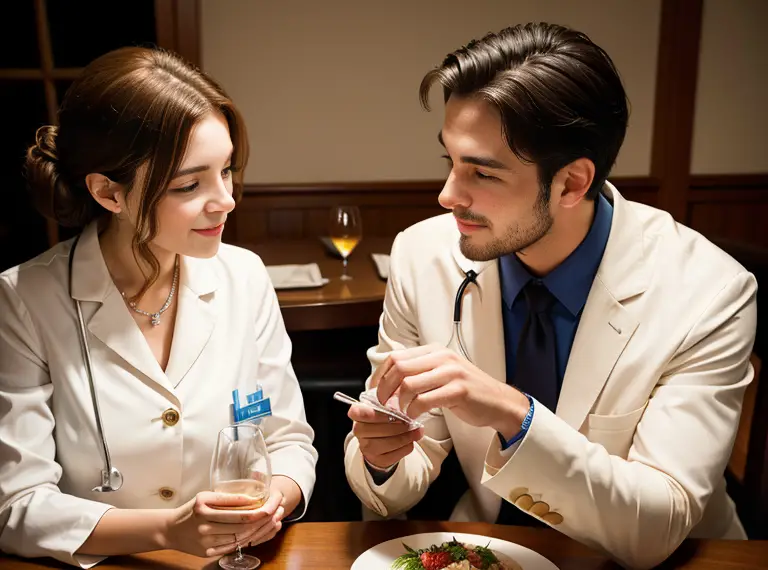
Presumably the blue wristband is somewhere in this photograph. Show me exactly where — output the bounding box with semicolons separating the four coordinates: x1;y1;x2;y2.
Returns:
498;394;534;450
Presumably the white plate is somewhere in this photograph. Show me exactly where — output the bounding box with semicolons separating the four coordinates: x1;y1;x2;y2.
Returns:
351;532;559;570
265;263;329;289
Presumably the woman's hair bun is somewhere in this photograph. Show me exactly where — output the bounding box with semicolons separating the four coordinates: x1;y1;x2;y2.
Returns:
33;125;59;162
25;125;93;227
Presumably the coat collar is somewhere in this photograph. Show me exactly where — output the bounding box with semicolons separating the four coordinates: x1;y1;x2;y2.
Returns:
68;222;220;395
70;222;219;302
596;182;649;302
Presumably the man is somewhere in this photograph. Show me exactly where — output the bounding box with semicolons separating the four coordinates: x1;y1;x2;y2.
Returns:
343;23;757;569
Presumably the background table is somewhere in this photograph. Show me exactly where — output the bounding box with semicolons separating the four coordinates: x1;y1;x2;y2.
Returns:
245;237;393;332
2;521;766;569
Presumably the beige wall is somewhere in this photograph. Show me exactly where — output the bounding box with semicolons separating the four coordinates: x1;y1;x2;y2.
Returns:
691;0;768;174
201;0;661;184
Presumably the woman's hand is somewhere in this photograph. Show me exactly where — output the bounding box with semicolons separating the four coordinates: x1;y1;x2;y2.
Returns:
241;475;307;547
243;489;285;547
162;491;282;558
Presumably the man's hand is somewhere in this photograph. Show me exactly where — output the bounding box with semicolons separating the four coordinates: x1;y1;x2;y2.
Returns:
349;404;425;470
374;344;529;440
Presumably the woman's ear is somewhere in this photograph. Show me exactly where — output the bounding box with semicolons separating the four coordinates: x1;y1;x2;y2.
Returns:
85;173;125;215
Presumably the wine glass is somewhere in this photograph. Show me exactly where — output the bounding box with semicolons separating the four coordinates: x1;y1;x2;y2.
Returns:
210;424;272;570
329;205;362;281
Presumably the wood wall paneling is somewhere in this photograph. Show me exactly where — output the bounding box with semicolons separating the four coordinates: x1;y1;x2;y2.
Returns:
226;177;661;244
226;171;768;251
155;0;201;67
651;0;704;222
174;0;201;67
687;174;768;247
154;0;177;50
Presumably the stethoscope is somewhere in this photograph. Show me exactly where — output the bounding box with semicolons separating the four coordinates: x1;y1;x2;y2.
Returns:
448;269;477;362
68;234;124;492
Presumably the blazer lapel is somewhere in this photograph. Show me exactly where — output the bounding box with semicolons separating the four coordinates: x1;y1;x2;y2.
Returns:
71;223;175;396
556;183;649;430
556;279;639;429
164;256;218;388
86;290;175;395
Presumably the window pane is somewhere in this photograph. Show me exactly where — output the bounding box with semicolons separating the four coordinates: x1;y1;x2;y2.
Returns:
0;81;51;271
56;79;75;108
48;0;157;68
0;2;40;67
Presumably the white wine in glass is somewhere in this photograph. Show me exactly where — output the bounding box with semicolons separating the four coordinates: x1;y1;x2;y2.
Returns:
212;474;270;510
211;424;272;570
329;205;362;281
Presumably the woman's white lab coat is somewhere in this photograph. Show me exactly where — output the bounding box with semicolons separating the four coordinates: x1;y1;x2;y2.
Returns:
0;222;317;567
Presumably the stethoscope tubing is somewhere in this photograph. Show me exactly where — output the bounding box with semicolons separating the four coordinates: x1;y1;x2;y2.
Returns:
68;234;122;491
452;269;477;362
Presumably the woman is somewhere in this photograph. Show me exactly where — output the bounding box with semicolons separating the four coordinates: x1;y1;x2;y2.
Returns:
0;47;317;567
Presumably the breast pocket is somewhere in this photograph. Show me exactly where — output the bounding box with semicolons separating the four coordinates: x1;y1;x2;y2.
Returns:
585;403;648;458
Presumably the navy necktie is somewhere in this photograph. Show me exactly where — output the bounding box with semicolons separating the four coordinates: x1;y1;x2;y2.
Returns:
497;280;558;526
513;280;558;411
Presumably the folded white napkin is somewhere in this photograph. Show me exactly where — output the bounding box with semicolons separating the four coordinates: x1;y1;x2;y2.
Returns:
265;263;329;289
371;253;390;279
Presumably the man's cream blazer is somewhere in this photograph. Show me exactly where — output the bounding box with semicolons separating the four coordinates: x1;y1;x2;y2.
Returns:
344;183;757;569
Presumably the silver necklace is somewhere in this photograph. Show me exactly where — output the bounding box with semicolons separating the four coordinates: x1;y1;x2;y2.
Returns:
121;257;180;326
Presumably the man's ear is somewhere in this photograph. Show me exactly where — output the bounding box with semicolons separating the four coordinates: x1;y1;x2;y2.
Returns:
85;173;124;215
552;158;595;208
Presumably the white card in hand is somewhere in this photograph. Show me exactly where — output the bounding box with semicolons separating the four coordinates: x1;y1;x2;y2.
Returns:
333;391;424;429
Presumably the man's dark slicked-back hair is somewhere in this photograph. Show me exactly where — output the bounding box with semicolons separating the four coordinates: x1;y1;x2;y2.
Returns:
420;23;629;200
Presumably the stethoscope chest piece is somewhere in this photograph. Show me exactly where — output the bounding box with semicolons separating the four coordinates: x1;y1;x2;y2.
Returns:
92;466;124;492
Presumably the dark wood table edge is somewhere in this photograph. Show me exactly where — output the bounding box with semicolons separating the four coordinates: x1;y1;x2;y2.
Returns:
2;521;768;569
281;299;383;331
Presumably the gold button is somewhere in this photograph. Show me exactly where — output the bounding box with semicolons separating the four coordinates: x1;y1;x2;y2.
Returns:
159;487;175;500
542;512;564;525
529;501;550;517
162;409;180;427
514;494;534;511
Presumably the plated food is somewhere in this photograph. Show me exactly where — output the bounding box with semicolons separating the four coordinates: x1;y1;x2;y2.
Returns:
350;531;558;570
392;538;522;570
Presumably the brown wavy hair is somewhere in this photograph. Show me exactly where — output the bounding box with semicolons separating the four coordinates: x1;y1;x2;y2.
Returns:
25;47;249;301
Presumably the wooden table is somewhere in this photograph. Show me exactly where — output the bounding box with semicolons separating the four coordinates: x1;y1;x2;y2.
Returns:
3;521;766;569
244;237;393;332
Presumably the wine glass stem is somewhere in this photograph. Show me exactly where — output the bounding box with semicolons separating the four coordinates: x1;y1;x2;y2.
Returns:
235;544;243;561
342;257;348;277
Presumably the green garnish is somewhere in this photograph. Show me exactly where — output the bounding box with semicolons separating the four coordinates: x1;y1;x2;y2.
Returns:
473;543;500;568
391;538;500;570
445;538;468;561
392;542;423;570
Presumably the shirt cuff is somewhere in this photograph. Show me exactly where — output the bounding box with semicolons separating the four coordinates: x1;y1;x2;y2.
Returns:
497;438;524;459
364;459;398;486
497;394;535;450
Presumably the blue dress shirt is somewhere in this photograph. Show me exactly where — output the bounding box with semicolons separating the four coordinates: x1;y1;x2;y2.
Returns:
497;192;613;445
